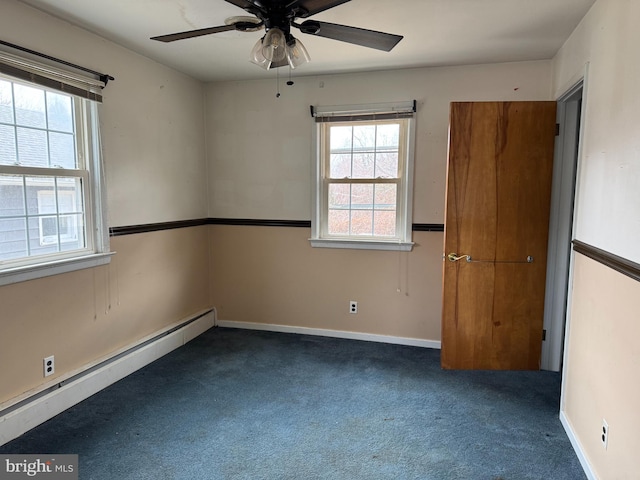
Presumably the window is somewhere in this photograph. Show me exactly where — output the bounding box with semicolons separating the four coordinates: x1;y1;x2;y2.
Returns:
37;189;80;246
311;102;416;251
0;52;110;284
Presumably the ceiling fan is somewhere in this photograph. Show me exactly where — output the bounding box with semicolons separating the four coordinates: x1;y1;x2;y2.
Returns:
151;0;403;71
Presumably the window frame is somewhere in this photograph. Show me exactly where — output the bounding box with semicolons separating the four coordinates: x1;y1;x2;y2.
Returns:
310;103;416;251
0;70;111;286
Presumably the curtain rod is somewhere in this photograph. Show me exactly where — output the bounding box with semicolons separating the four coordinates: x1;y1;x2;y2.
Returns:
310;100;417;118
0;39;114;86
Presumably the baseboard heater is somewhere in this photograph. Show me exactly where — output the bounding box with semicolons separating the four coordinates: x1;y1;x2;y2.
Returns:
0;309;216;446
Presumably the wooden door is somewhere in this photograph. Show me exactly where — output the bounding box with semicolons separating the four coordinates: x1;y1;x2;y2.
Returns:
441;101;556;370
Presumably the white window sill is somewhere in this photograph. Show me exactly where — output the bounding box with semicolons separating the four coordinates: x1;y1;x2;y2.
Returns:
309;238;414;252
0;252;115;287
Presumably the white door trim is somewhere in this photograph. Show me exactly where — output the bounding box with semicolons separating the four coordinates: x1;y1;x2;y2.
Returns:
541;67;587;371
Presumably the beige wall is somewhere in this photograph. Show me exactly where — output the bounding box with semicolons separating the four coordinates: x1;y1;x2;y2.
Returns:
205;61;553;222
205;60;553;340
1;0;208;227
552;0;640;477
0;227;211;406
210;226;442;340
564;254;640;479
0;1;210;407
553;0;640;263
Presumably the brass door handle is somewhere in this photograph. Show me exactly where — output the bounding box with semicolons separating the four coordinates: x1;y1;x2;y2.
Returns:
447;253;471;262
446;253;535;263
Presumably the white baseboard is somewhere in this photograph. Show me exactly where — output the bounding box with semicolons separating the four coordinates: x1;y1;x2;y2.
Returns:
216;320;441;349
0;310;215;447
560;410;597;480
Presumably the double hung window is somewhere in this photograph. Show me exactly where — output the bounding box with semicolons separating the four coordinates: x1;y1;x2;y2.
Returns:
0;51;109;284
311;102;416;251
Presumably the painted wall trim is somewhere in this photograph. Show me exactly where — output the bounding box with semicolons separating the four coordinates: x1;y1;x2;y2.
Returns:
208;218;311;228
412;223;445;232
109;218;209;236
209;219;444;231
560;411;597;480
573;240;640;283
0;309;215;446
216;320;442;349
109;218;446;236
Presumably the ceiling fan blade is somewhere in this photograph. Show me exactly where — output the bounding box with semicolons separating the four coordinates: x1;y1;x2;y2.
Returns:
288;0;352;18
298;20;403;52
150;25;236;43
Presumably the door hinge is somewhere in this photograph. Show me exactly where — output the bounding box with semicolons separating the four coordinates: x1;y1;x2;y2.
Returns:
555;123;560;136
542;329;547;341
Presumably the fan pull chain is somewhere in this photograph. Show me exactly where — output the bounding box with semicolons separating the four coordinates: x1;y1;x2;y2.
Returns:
287;66;294;86
275;66;295;98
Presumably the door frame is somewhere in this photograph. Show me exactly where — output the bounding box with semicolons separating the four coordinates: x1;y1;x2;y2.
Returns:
540;76;586;372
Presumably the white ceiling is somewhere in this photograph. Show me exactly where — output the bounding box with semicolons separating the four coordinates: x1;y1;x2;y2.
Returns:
18;0;595;83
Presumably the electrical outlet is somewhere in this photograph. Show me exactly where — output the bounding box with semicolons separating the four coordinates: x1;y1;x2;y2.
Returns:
349;301;358;314
601;419;608;449
44;355;55;377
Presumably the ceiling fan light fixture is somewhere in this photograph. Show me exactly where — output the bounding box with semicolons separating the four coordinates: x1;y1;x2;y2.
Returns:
262;27;287;63
249;37;271;70
286;38;310;69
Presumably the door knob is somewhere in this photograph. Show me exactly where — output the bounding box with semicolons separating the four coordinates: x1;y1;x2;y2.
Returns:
447;253;471;262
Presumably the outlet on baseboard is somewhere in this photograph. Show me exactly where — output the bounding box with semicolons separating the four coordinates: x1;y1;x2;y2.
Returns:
349;301;358;314
44;355;55;377
601;419;608;449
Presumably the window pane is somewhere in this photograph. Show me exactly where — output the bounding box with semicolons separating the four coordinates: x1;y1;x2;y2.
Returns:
41;216;58;238
328;183;350;210
374;210;396;236
30;216;59;253
59;214;85;251
27;176;55;215
0;124;17;165
328;209;349;235
329;126;352;151
352;153;374;179
329;154;351;178
49;132;76;169
17;127;48;167
13;83;46;128
375;152;399;178
374;184;397;210
351;183;373;210
46;92;74;133
0;175;25;216
0;218;27;260
352;125;375;150
57;177;83;213
351;210;373;235
0;80;14;124
376;124;400;148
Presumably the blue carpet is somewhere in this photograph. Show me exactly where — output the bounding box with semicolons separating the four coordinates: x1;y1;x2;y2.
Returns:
1;327;586;479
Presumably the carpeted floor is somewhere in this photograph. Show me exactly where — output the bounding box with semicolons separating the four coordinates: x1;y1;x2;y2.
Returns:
1;327;586;479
